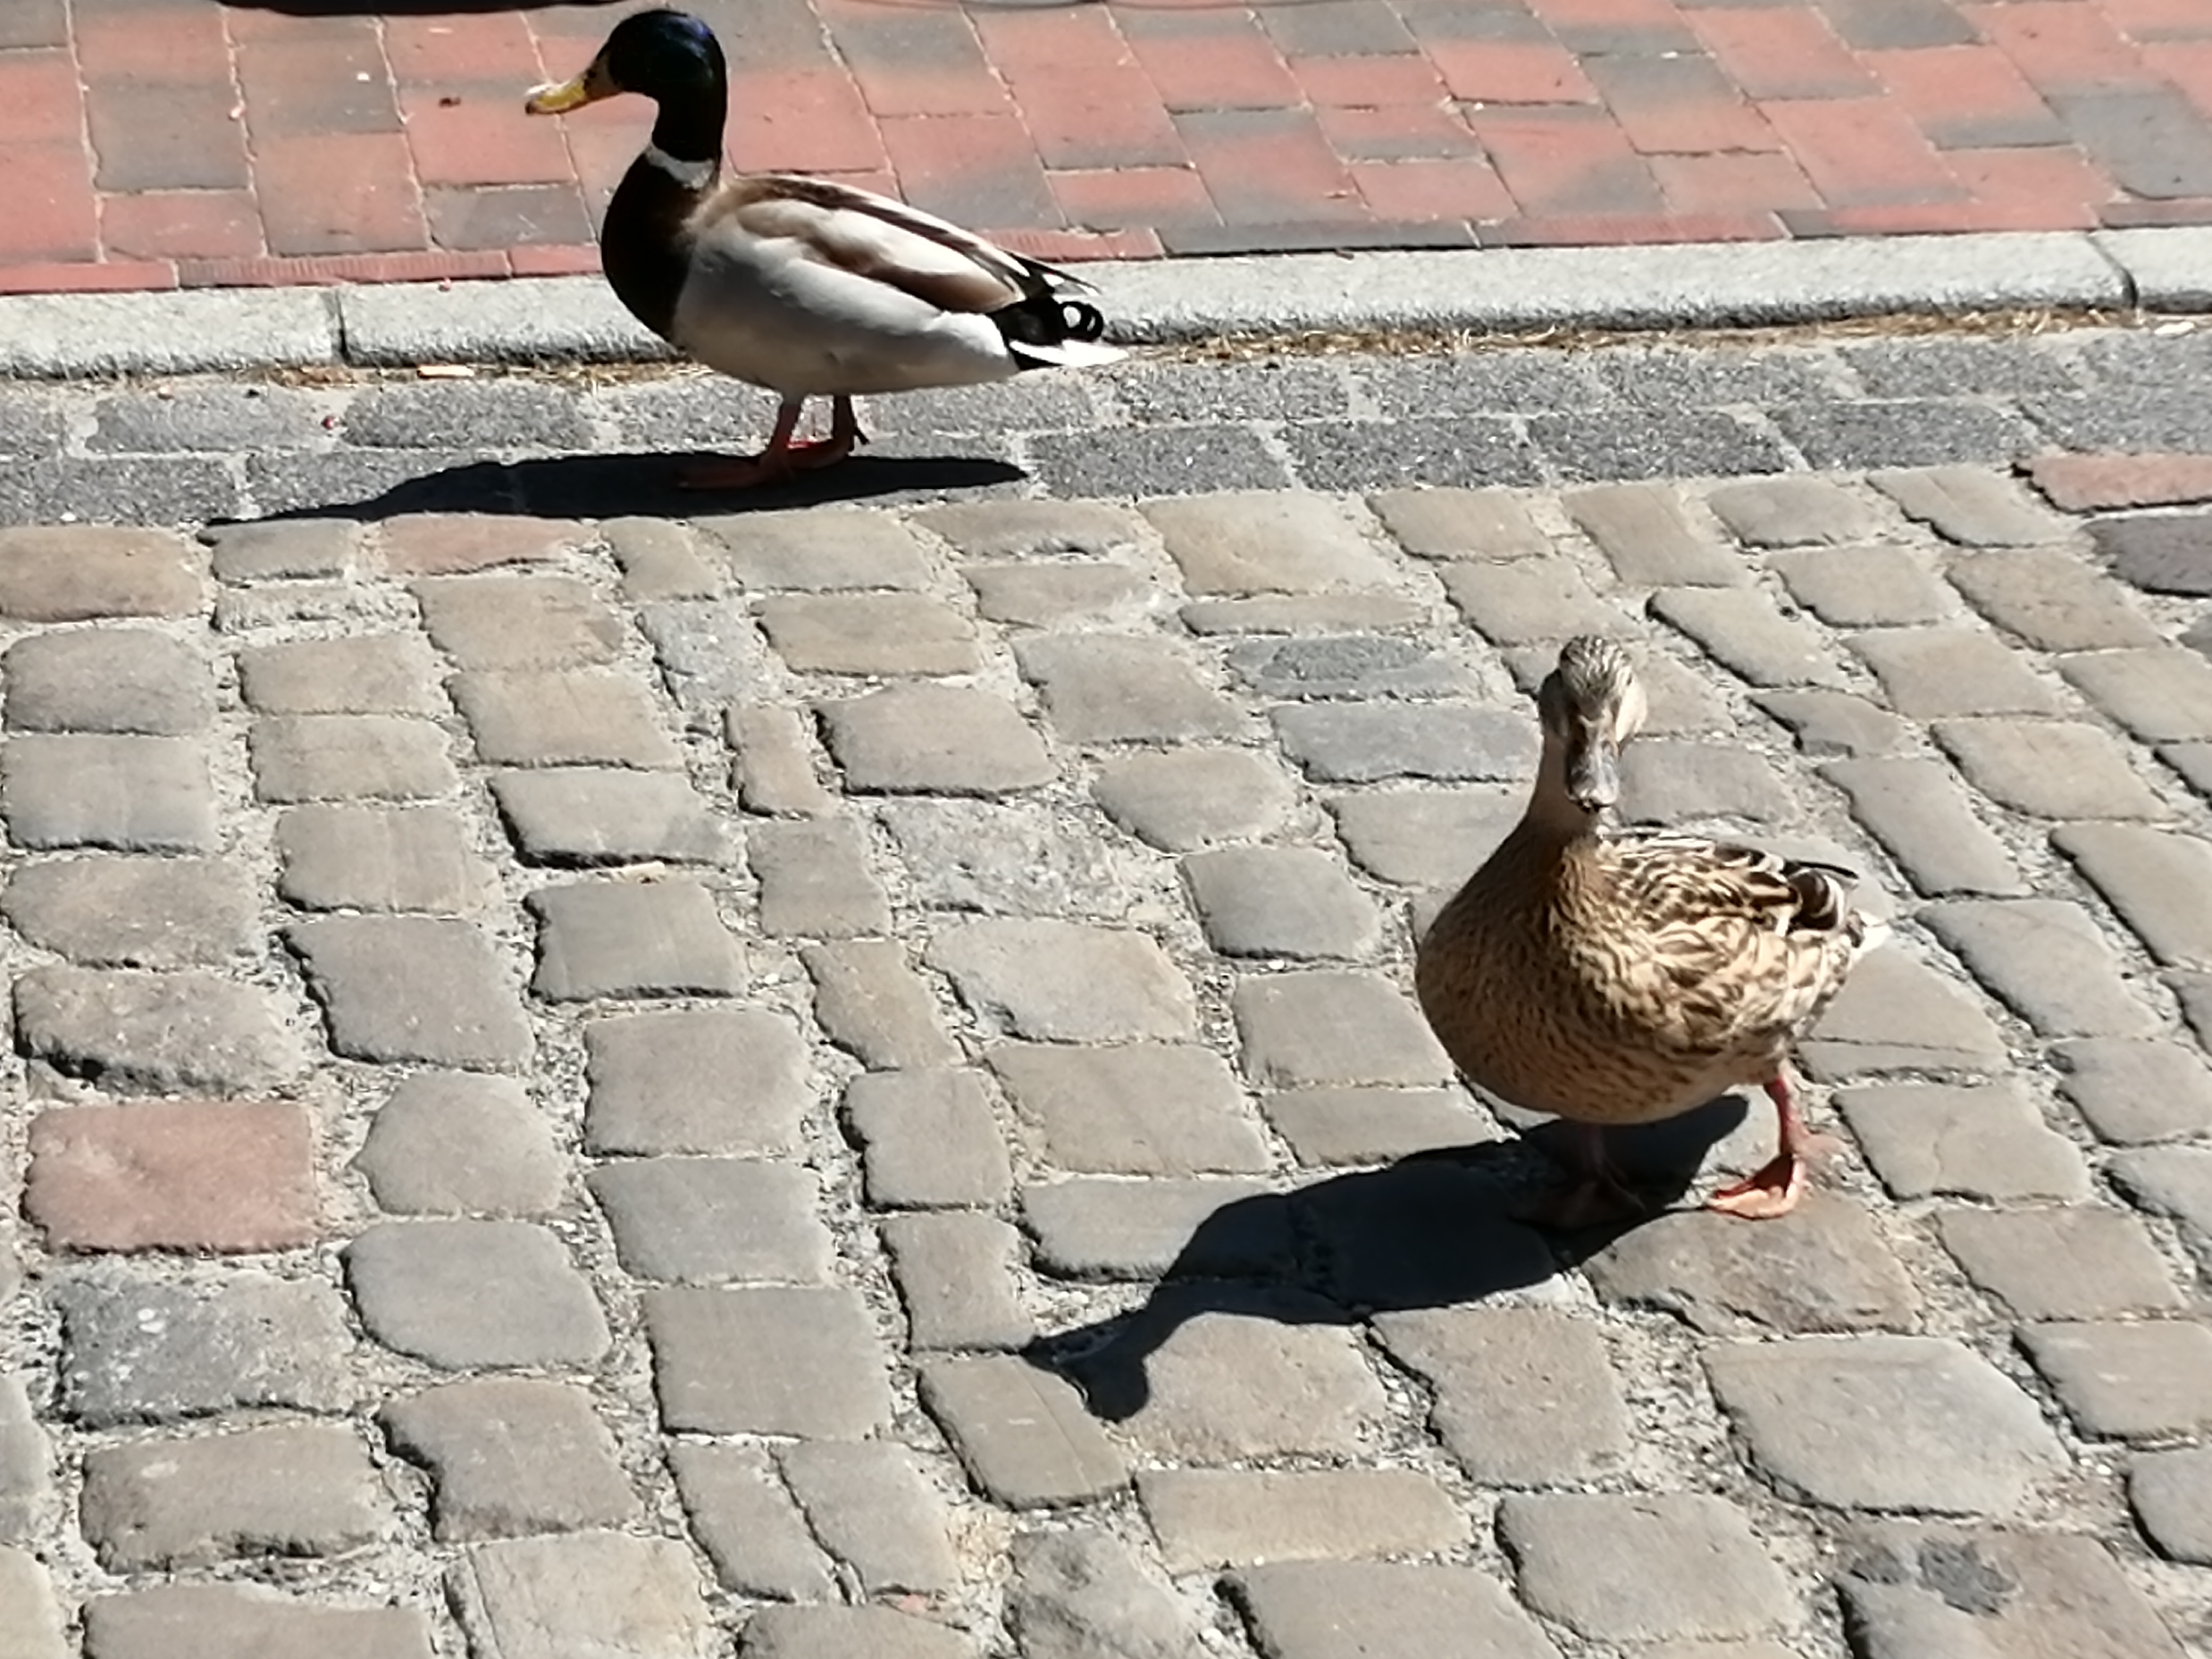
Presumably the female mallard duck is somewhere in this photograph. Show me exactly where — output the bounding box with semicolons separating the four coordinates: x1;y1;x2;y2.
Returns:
526;9;1122;489
1415;636;1883;1227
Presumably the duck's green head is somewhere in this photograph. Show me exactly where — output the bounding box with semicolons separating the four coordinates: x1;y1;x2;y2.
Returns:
526;9;726;116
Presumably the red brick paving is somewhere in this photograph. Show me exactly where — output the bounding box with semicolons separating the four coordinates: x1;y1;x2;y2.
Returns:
6;0;2212;295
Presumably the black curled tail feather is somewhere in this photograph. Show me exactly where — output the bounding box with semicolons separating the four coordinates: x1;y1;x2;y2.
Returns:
990;291;1108;350
1782;862;1855;933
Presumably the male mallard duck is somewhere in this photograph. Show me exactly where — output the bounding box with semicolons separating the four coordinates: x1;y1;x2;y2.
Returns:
1415;636;1883;1227
526;9;1123;488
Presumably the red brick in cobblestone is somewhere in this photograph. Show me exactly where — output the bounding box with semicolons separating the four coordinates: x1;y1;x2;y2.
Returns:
27;1100;318;1253
2027;454;2212;511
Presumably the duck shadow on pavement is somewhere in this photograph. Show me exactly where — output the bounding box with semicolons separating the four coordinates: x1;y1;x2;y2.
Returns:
1022;1095;1748;1423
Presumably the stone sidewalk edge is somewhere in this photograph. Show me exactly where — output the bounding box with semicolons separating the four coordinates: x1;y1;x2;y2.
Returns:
2;228;2207;380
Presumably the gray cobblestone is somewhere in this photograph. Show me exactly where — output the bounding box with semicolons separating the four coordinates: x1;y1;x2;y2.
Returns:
1093;748;1295;850
2167;740;2212;799
447;1534;711;1659
451;669;683;768
1707;1336;2065;1513
1649;588;1846;686
669;1443;832;1600
1140;1468;1465;1572
250;715;458;802
2090;507;2212;594
1227;633;1468;700
991;1042;1267;1175
381;1377;637;1540
886;800;1125;916
80;1422;387;1570
3;856;256;968
289;916;531;1068
276;803;496;912
2131;1447;2212;1564
1262;1085;1492;1164
0;1377;51;1542
1850;627;2064;716
492;768;730;866
964;560;1149;625
15;965;303;1094
1938;1206;2183;1320
0;526;204;621
727;704;835;816
1776;399;2035;469
760;592;980;675
1756;689;1914;757
1441;558;1632;644
239;634;443;715
5;630;211;734
1023;1177;1289;1278
1183;592;1427;634
1922;899;2157;1036
584;1008;808;1155
919;1356;1128;1507
1871;465;2068;544
1947;548;2162;650
1821;758;2024;895
919;498;1143;559
2056;823;2212;968
1802;948;2009;1075
882;1212;1033;1350
1838;1082;2091;1201
2112;1146;2212;1273
347;1220;609;1368
1708;476;1883;547
637;599;776;711
528;878;744;1000
1184;845;1381;960
781;1442;958;1594
647;1286;892;1435
1502;1494;1793;1643
2060;646;2212;742
1372;485;1548;560
2055;1037;2212;1144
605;517;719;601
1018;633;1243;742
1769;545;1955;626
355;1073;566;1216
1565;483;1745;585
82;1585;433;1659
802;940;959;1070
743;1605;971;1658
1008;1528;1202;1659
2022;1320;2212;1439
1234;1562;1560;1659
0;1549;63;1659
1143;492;1392;594
702;505;931;590
3;732;216;850
928;919;1194;1041
822;685;1052;795
1328;785;1519;888
750;820;891;938
589;1159;831;1283
1620;739;1792;824
1234;969;1451;1085
415;574;624;669
1935;719;2171;819
845;1070;1012;1208
1272;701;1536;783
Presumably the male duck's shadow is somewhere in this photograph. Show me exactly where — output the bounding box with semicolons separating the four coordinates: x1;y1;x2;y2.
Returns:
1021;1097;1746;1422
244;451;1026;525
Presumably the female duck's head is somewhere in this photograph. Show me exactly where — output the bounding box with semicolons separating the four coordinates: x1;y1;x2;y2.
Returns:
1536;634;1647;814
526;10;727;162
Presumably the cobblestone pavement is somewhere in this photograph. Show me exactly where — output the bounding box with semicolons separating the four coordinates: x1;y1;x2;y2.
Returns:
2;323;2212;1659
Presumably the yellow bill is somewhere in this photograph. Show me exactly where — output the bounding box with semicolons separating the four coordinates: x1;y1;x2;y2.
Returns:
524;63;609;115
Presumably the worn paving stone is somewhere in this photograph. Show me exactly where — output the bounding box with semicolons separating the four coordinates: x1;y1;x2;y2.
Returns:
1139;1468;1465;1573
1849;628;2063;717
928;919;1194;1041
2;732;216;850
289;916;531;1068
1375;1307;1629;1485
1584;1191;1921;1335
1649;588;1844;688
1233;1561;1561;1659
1017;633;1243;743
3;856;256;968
381;1378;638;1541
81;1585;433;1659
1272;701;1536;783
780;1442;958;1594
1370;485;1547;561
55;1273;355;1427
1872;466;2068;546
2055;1037;2212;1145
1092;748;1295;850
80;1422;386;1570
2131;1446;2212;1564
845;1069;1012;1208
1226;633;1467;701
1234;970;1452;1086
742;1605;971;1659
1802;948;2009;1076
920;498;1143;559
415;573;625;669
527;878;744;1000
822;685;1053;795
1836;1524;2185;1659
347;1221;609;1369
583;1008;808;1155
2167;740;2212;800
990;1043;1267;1176
249;715;459;802
5;630;211;734
1565;482;1745;585
376;516;587;578
0;1549;64;1659
15;966;303;1095
1947;549;2161;651
2061;647;2212;742
1619;739;1791;825
726;703;835;817
964;559;1151;625
802;940;959;1070
750;819;891;938
0;526;204;621
1501;1494;1794;1643
1706;1336;2066;1513
2056;823;2212;968
206;520;362;583
1022;1177;1289;1279
492;768;731;866
1770;544;1955;627
1820;758;2023;896
1939;1205;2182;1320
884;800;1127;917
918;1356;1128;1508
1441;558;1632;644
2021;1320;2212;1439
2113;1146;2212;1273
882;1212;1034;1351
448;1534;711;1659
1838;1081;2090;1201
1184;593;1426;634
1933;719;2171;820
646;1286;892;1436
0;1377;52;1541
669;1443;833;1601
276;803;497;913
589;1159;830;1284
28;1100;317;1253
1261;1085;1494;1165
637;599;776;710
703;504;932;590
1008;1528;1203;1659
450;669;682;768
1708;476;1884;547
1923;899;2157;1036
1757;689;1914;758
604;518;720;601
1184;845;1381;960
759;592;980;675
1143;492;1393;593
2090;508;2212;596
355;1073;566;1217
1328;785;1519;889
